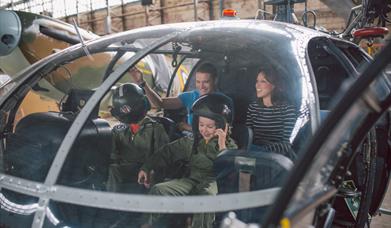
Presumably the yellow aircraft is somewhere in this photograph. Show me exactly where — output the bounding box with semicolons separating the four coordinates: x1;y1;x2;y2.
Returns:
0;10;189;121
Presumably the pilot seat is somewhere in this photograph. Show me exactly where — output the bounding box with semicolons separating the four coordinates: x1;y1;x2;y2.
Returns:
2;89;112;227
214;149;293;224
231;123;253;151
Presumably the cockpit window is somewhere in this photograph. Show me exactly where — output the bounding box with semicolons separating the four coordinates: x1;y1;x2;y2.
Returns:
308;38;353;110
0;21;317;227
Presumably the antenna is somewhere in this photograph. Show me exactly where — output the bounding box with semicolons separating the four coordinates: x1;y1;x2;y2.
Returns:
72;18;94;61
254;9;273;20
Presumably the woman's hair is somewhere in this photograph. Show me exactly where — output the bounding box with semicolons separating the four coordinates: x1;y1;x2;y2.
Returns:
256;67;289;106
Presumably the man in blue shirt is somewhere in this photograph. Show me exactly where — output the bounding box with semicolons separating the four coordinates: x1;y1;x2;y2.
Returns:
130;63;217;131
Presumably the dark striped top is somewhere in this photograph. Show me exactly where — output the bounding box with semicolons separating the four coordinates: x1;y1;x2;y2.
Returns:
246;102;297;154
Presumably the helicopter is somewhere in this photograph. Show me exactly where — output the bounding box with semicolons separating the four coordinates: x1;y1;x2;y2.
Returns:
0;1;390;228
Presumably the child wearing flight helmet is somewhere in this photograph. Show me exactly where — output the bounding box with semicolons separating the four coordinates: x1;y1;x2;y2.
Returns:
107;83;169;193
138;93;237;228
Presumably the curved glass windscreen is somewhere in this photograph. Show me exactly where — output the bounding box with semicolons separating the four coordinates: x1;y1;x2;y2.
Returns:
0;20;318;227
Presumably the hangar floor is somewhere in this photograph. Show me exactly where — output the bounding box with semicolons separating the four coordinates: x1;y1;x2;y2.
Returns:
372;184;391;228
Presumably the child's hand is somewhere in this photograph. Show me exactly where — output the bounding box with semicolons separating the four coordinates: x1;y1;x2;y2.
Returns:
215;124;228;151
137;170;151;188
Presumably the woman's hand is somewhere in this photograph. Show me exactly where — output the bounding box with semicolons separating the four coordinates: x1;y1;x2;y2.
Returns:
129;67;144;84
215;124;228;151
137;170;151;188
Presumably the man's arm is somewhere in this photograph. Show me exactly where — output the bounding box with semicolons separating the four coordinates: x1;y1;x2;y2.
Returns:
129;68;183;110
177;121;192;131
143;83;183;109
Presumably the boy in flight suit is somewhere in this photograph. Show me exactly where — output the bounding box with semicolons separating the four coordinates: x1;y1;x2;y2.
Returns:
138;93;238;228
107;83;169;193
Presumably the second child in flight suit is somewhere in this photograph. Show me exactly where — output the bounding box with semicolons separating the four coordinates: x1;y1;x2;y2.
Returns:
107;83;169;193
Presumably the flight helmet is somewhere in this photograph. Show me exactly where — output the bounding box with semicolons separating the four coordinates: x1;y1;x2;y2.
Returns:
111;83;151;124
192;93;234;133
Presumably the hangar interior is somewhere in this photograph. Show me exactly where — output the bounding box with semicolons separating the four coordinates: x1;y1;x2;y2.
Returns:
0;0;390;228
1;0;351;35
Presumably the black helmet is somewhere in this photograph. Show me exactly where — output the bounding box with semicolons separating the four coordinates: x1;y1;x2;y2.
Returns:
191;93;234;132
111;83;151;124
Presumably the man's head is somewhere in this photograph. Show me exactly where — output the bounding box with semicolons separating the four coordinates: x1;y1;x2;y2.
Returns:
111;83;150;124
195;63;217;96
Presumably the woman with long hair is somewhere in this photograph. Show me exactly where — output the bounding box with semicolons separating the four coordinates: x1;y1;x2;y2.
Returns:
246;67;297;160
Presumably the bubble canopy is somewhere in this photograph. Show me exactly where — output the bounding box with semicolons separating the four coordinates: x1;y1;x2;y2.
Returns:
1;19;388;228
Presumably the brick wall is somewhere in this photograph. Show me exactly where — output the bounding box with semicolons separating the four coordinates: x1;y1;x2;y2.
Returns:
61;0;374;36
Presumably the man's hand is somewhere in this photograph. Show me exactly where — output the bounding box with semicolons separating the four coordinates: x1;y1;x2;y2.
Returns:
137;170;151;188
129;67;144;84
215;124;228;151
177;121;192;132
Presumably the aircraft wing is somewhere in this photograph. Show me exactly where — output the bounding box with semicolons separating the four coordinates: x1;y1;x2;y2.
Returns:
0;10;179;100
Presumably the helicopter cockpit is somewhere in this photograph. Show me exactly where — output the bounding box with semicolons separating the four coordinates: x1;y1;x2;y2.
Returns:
0;18;386;228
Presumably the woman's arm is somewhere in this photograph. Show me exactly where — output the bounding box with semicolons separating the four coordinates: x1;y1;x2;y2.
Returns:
283;105;298;142
245;103;254;128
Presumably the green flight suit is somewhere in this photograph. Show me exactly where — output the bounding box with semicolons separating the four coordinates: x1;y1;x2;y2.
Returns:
141;136;238;228
107;116;169;193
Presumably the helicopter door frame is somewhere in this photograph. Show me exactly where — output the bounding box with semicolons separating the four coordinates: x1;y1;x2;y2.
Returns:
166;55;188;97
322;38;359;78
262;40;391;228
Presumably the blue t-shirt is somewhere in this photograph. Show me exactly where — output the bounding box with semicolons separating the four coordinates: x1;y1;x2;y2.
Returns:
178;90;200;124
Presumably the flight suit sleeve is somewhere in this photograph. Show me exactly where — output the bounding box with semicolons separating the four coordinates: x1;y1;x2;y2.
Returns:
141;137;192;173
190;138;237;183
152;123;169;155
111;124;129;162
